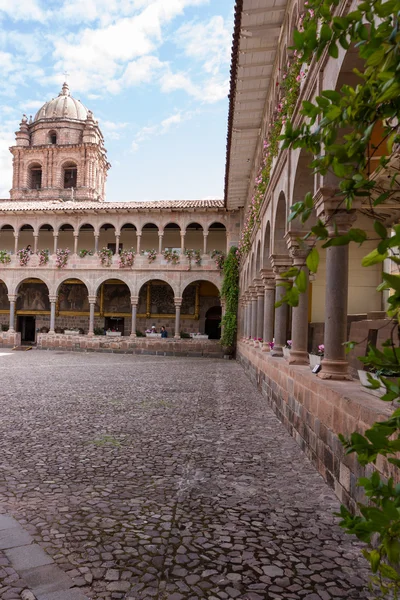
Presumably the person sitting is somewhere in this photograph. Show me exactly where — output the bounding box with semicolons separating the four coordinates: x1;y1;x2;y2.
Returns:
151;325;157;333
161;326;168;338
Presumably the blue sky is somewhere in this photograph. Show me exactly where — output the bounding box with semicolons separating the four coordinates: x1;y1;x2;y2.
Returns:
0;0;233;200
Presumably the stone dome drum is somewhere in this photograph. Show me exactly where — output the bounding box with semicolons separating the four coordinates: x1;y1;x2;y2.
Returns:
34;82;89;122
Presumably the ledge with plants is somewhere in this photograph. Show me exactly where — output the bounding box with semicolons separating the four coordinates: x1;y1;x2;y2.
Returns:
79;249;94;258
142;249;157;263
119;248;135;268
37;248;50;266
211;250;226;270
0;250;11;265
163;249;180;265
98;247;113;267
184;249;202;269
55;249;71;269
16;248;31;267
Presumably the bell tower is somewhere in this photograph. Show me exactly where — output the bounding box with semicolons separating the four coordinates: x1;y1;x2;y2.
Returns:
9;83;110;202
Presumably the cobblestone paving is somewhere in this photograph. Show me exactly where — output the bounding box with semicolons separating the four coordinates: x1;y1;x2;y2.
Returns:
0;352;369;600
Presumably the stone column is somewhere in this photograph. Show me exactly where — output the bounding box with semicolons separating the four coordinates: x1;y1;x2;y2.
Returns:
136;233;142;255
14;233;19;255
8;295;16;332
256;284;264;340
247;294;253;341
158;233;163;254
315;193;357;380
49;296;57;334
270;267;290;357
94;234;99;253
250;286;257;340
180;233;185;253
115;233;120;254
53;233;58;254
203;233;208;255
262;275;275;351
88;295;96;337
73;233;79;255
130;296;138;337
33;234;38;254
288;244;310;365
174;297;182;339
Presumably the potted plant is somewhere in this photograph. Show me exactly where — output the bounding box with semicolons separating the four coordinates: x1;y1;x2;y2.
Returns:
37;248;50;266
79;249;94;258
358;346;400;399
0;250;11;264
93;327;105;336
283;339;292;359
17;248;31;267
211;249;225;269
56;248;71;268
98;247;113;267
309;344;324;368
141;249;157;263
163;249;180;264
119;248;135;268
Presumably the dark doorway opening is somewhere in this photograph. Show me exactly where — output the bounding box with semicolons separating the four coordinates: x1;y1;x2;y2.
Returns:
107;243;123;255
205;306;222;340
105;317;124;334
17;316;36;343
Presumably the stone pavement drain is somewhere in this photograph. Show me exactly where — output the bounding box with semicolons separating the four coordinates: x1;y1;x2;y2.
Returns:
0;514;88;600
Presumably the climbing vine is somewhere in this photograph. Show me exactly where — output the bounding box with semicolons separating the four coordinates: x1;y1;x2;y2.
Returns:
277;0;400;594
220;246;239;349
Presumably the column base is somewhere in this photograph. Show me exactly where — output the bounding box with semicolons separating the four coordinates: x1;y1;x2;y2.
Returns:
174;335;181;340
8;328;15;334
87;332;94;338
130;333;137;338
317;358;352;381
270;345;283;357
288;350;309;365
262;342;271;353
48;330;55;335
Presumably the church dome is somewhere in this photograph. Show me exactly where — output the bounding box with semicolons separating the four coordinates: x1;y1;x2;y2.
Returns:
33;83;89;122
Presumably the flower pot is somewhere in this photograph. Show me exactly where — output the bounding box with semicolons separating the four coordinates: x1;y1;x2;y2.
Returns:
106;331;122;337
309;354;322;368
357;370;397;399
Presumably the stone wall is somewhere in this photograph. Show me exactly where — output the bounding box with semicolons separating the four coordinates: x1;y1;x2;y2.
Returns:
37;334;225;358
0;331;21;347
237;341;394;511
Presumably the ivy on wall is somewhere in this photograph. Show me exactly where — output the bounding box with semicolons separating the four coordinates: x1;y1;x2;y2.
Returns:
220;246;239;348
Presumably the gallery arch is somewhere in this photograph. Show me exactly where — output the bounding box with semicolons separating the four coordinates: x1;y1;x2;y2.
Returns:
15;277;50;343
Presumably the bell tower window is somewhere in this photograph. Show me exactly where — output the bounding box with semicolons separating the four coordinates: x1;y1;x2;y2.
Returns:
29;164;42;190
63;163;77;188
49;131;57;144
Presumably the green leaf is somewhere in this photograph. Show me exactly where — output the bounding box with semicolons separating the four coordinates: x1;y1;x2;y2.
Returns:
382;272;400;292
328;41;339;58
306;248;319;273
369;549;381;573
374;220;387;240
320;23;332;43
295;269;307;293
362;249;389;267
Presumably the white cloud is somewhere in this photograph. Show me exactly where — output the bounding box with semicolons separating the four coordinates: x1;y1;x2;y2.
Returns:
132;109;193;149
160;69;228;104
175;15;231;75
51;0;209;95
123;55;165;86
0;0;48;22
101;120;129;140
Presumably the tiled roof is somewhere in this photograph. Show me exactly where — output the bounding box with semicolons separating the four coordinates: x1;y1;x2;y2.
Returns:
0;199;226;212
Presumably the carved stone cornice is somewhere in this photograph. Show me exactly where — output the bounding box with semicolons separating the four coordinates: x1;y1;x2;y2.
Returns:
313;187;360;235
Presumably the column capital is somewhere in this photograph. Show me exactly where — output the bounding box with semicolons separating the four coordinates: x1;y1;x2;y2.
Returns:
270;253;291;270
248;285;257;298
7;295;17;302
203;232;208;237
174;297;183;307
49;295;57;303
285;232;312;263
158;232;163;237
13;232;18;239
314;188;359;235
53;232;58;238
88;295;97;304
131;295;139;305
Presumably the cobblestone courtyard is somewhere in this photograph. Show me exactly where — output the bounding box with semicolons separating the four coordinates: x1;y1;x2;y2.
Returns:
0;352;369;600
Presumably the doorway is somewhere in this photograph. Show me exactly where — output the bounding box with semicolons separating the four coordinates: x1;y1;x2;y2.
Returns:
205;306;222;340
17;316;36;343
105;317;124;334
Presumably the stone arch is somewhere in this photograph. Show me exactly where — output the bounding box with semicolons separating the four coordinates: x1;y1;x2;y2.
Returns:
272;192;288;255
185;222;204;252
48;130;57;145
25;159;43;190
93;274;134;298
262;221;272;268
207;221;227;253
96;220;117;235
14;275;51;296
57;222;76;234
55;275;91;297
180;274;222;296
120;222;138;251
141;223;159;251
61;159;78;189
181;279;221;339
162;222;181;250
37;223;54;251
136;274;178;298
0;224;15;253
255;240;261;278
